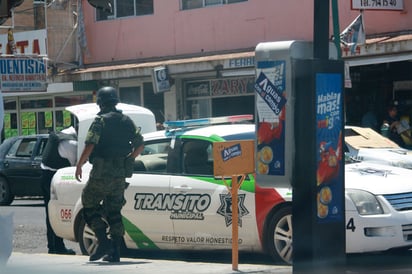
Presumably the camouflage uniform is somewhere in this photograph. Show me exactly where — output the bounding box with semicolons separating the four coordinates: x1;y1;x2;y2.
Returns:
81;113;143;240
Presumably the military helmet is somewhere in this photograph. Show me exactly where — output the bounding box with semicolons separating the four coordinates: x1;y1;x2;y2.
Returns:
96;86;119;107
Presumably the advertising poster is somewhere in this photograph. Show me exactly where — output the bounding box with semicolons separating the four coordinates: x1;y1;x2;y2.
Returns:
255;60;287;176
21;112;29;129
45;111;52;128
63;110;72;127
316;73;344;223
3;114;17;138
28;112;36;129
4;114;11;138
21;112;36;136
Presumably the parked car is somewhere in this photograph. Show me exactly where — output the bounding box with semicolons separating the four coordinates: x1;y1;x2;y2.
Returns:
345;126;412;169
49;117;412;264
0;102;156;206
0;134;48;205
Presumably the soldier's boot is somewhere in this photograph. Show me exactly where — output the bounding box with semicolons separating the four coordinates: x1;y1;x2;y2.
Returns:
102;237;121;263
89;229;111;261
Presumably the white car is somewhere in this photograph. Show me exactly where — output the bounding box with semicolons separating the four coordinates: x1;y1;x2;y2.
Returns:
49;117;412;264
345;126;412;169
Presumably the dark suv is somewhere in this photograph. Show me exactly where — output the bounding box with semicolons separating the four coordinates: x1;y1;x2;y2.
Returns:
0;134;49;205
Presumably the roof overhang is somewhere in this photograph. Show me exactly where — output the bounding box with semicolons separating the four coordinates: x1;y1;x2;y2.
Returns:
54;51;255;82
346;52;412;67
343;33;412;66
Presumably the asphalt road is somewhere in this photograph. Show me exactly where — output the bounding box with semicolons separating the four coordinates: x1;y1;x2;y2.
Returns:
4;198;412;273
0;197;275;264
0;197;81;255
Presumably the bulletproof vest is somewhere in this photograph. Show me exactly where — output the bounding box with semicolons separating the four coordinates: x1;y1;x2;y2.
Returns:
42;131;76;169
92;111;136;159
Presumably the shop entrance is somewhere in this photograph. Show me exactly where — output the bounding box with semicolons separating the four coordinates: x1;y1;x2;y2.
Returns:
212;96;254;118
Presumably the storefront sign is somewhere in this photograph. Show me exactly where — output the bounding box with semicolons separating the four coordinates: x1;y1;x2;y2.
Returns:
186;81;210;98
351;0;403;10
224;57;255;69
0;57;47;92
152;66;171;93
213;140;254;176
211;78;254;96
0;29;47;55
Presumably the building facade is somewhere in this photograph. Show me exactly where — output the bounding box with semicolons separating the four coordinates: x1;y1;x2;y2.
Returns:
1;0;412;137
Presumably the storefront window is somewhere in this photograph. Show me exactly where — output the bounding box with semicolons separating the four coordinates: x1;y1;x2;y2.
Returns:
55;94;93;107
120;87;141;105
187;99;211;119
186;81;210;98
4;99;16;110
21;98;52;109
143;82;165;123
55;110;74;132
3;93;90;137
20;112;37;135
38;111;53;134
185;77;254;118
4;113;18;138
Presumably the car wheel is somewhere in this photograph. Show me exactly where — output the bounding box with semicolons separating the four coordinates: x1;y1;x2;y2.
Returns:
0;177;14;206
77;216;127;256
78;217;98;256
265;206;293;264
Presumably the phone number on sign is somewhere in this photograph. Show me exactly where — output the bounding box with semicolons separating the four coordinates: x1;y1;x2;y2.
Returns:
352;0;403;10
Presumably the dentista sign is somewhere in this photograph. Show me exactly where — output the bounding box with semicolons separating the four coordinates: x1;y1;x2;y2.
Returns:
0;57;47;92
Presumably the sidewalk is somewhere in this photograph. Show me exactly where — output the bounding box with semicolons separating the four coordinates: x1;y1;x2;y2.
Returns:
1;252;292;274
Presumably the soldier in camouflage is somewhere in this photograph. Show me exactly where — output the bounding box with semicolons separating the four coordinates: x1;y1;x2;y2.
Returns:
75;86;144;262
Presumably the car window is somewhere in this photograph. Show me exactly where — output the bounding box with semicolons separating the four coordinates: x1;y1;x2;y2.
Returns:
182;140;213;176
223;131;255;141
135;139;170;173
14;138;37;157
0;137;17;158
140;141;170;155
7;139;22;156
36;138;48;157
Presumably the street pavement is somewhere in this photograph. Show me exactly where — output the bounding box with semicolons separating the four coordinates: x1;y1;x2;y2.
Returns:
1;252;292;274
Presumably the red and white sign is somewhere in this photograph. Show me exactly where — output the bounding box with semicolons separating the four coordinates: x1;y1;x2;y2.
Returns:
0;29;47;55
0;29;47;92
351;0;403;10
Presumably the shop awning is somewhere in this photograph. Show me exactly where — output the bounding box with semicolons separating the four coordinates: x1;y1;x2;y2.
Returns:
54;51;255;83
346;52;412;66
344;33;412;67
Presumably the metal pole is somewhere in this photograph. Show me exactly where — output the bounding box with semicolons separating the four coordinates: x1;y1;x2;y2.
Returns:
331;0;342;58
313;0;330;60
231;175;239;271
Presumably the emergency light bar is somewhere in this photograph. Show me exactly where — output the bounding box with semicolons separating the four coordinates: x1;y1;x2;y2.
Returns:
163;114;253;129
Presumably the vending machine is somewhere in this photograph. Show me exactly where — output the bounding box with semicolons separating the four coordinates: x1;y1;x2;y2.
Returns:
255;40;346;270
